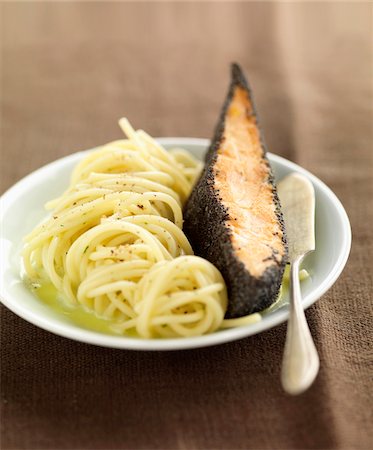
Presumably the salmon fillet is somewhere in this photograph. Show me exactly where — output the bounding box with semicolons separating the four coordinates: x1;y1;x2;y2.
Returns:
183;64;287;318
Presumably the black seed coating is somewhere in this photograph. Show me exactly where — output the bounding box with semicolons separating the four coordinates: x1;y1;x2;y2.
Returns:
183;63;288;318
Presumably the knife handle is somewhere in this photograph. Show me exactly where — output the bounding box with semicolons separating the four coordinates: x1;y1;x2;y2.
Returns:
281;256;320;395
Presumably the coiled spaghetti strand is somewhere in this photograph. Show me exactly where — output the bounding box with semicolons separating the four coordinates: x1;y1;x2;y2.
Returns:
22;117;244;339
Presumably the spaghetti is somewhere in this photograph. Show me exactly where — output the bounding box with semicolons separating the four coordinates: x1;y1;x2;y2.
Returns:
23;119;261;338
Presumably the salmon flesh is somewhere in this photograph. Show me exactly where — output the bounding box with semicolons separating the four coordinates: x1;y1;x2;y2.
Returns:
183;63;287;318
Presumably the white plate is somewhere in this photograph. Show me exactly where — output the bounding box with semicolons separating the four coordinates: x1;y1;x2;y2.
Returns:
0;139;351;350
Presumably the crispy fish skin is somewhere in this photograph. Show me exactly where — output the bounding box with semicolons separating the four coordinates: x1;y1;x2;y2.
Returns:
183;63;287;318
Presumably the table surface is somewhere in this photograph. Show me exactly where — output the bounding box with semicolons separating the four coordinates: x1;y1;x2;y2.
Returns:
1;2;372;449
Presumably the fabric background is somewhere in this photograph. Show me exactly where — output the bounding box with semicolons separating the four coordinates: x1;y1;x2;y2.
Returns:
1;2;372;449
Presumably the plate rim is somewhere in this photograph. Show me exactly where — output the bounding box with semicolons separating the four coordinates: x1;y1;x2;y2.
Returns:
0;138;352;350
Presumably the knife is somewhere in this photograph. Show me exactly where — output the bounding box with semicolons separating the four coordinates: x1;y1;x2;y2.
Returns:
277;173;319;395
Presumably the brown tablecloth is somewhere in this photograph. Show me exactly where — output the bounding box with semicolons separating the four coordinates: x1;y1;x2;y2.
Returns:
1;2;372;449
